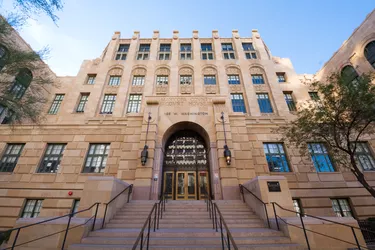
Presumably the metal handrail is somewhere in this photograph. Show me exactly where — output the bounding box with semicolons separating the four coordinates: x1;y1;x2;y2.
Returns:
132;203;158;250
239;184;270;228
2;202;100;250
272;202;372;250
102;184;133;228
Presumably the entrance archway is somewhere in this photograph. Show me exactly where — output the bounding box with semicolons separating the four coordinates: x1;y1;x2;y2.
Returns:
161;130;211;200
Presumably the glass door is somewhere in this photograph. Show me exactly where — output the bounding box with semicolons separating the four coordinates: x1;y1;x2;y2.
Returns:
163;171;174;200
199;171;210;199
176;171;197;200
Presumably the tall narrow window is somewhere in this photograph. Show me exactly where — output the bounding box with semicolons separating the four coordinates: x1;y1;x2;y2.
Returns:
0;105;13;124
364;41;375;69
48;94;64;115
277;72;286;83
257;93;273;113
222;43;235;59
204;75;216;85
10;69;33;99
180;43;192;60
331;199;353;217
263;143;290;172
231;94;246;113
115;44;129;60
158;44;171;60
21;199;43;218
86;74;96;85
137;44;150;60
308;92;319;101
201;43;214;60
127;94;142;113
0;144;24;172
71;199;80;216
341;65;360;85
242;43;257;59
308;143;334;172
353;142;375;171
37;144;66;173
252;74;264;84
83;144;110;173
293;199;304;217
228;75;240;85
108;76;121;86
132;76;145;86
76;93;89;113
180;75;192;85
156;75;168;85
283;92;296;111
100;94;116;114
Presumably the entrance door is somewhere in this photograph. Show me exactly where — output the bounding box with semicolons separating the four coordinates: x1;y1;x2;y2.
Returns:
163;171;174;200
199;171;210;199
176;171;197;200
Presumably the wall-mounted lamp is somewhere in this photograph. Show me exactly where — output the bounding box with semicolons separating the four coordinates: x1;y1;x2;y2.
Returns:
221;112;232;165
141;112;152;166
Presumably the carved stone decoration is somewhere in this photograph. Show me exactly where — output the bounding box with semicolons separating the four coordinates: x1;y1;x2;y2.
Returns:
200;38;212;43
179;67;194;75
132;31;140;40
156;85;169;94
104;86;119;93
155;67;170;76
205;85;217;94
131;85;144;93
108;67;123;76
253;85;269;92
193;30;199;39
226;67;240;75
249;66;265;75
229;85;242;93
173;30;179;40
132;67;147;75
202;66;217;75
180;85;192;94
153;30;159;40
212;30;219;39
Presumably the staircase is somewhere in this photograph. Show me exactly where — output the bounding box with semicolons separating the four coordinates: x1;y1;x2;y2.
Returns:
69;200;304;249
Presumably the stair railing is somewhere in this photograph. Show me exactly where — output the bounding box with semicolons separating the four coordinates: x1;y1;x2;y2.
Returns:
272;202;375;250
239;184;270;228
101;184;133;229
156;192;167;229
2;202;100;250
202;187;238;250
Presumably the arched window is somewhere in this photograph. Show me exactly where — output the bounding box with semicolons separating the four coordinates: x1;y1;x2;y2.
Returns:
0;45;8;71
10;69;33;99
341;65;360;85
364;41;375;69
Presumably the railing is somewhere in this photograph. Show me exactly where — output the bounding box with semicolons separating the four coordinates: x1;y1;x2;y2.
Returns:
132;193;167;249
203;187;238;250
358;219;375;244
239;184;270;228
2;202;100;250
102;184;133;228
272;202;375;250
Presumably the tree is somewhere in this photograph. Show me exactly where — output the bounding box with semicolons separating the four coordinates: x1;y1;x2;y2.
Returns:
280;72;375;198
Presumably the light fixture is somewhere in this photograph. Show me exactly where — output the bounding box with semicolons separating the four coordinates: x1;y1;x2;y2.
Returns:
141;112;152;166
221;112;232;165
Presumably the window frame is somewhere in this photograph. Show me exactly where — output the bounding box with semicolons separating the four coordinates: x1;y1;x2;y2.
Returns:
156;75;169;85
256;93;273;113
180;43;192;60
308;92;320;101
353;142;375;171
331;198;353;217
180;75;193;85
137;44;150;60
126;94;142;113
108;76;121;86
230;93;246;113
82;143;110;173
71;199;80;216
308;142;335;172
48;94;65;115
252;74;265;84
277;72;287;83
364;40;375;69
201;43;214;60
132;76;145;86
21;199;43;218
37;143;66;173
227;75;240;85
263;143;290;172
292;199;304;217
86;74;96;85
204;75;216;85
115;44;129;60
0;143;25;172
76;93;89;113
283;92;297;111
100;94;116;114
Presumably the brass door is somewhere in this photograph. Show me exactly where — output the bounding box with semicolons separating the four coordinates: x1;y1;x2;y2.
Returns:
163;171;174;200
199;171;210;200
176;171;197;200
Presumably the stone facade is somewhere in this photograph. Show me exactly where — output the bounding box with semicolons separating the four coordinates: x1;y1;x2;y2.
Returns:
0;10;375;233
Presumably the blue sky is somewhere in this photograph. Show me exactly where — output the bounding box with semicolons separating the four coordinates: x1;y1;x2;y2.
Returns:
1;0;374;76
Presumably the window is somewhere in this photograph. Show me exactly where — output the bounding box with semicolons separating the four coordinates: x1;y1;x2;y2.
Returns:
341;65;360;85
100;94;116;114
71;199;80;216
0;45;8;71
245;52;257;59
308;92;319;101
137;44;150;60
156;75;168;85
83;144;110;173
86;75;96;85
10;69;33;99
222;43;235;59
228;75;240;85
252;74;264;84
127;94;142;113
0;104;13;124
242;43;257;59
37;144;66;173
21;199;43;218
132;76;145;86
108;76;121;86
180;75;192;85
256;93;273;113
331;199;353;217
354;142;375;171
204;75;216;85
0;144;24;172
308;143;334;172
201;43;214;60
48;94;64;115
115;44;129;60
364;41;375;69
293;199;303;217
263;143;290;172
159;44;171;60
277;72;286;83
180;44;192;60
76;93;89;113
283;92;296;111
231;94;246;113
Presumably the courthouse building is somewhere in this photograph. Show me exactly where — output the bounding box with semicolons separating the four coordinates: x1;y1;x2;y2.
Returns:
0;9;375;247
